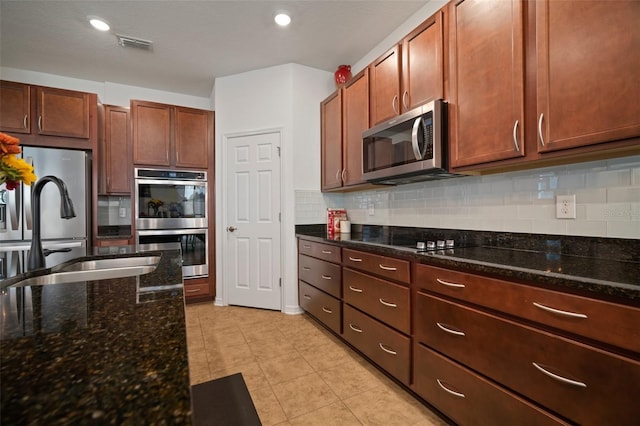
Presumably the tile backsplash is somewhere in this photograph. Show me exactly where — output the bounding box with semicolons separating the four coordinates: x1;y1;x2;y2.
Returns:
97;196;131;226
295;155;640;239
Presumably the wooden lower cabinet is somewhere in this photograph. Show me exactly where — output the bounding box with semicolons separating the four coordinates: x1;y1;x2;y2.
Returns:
298;254;341;298
413;344;569;426
342;304;410;385
184;277;212;303
415;291;640;424
299;280;341;334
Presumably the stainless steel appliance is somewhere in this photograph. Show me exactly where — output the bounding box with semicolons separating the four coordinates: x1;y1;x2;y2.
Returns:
134;168;206;230
134;168;208;279
362;99;461;184
0;147;89;277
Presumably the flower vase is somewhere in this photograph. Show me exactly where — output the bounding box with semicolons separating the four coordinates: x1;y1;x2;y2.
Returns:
334;65;352;88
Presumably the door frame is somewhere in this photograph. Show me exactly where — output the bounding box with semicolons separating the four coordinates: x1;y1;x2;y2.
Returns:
217;127;284;310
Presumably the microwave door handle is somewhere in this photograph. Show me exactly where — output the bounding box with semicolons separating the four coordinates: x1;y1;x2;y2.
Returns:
411;117;424;160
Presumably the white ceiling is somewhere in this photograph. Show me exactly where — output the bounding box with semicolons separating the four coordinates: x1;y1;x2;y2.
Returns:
0;0;429;98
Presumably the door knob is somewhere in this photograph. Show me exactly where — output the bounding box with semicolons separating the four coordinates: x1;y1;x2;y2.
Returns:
227;226;237;232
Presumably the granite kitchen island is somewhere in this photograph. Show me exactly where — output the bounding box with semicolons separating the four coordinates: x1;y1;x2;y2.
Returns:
0;243;191;424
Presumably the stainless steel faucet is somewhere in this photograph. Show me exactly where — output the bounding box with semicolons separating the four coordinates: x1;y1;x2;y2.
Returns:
27;176;76;270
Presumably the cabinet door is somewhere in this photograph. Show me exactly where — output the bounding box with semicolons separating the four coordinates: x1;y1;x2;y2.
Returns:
449;0;525;169
37;87;90;138
401;9;445;112
103;106;131;194
132;100;171;166
0;81;31;134
342;69;369;187
369;45;401;125
174;107;210;169
536;0;640;152
321;90;343;190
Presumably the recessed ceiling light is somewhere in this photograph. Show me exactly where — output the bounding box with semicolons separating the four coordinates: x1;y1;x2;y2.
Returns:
274;12;291;27
89;16;110;32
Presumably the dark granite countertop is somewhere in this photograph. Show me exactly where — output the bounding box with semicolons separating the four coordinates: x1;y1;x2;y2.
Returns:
297;225;640;304
0;243;191;424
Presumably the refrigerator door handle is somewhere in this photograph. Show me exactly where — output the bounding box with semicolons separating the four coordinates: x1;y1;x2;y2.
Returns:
24;156;33;230
7;186;20;230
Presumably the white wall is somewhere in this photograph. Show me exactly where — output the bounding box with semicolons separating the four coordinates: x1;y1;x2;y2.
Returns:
214;63;333;314
0;67;212;109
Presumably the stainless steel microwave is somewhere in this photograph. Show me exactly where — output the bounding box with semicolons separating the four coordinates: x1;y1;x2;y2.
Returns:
362;99;460;184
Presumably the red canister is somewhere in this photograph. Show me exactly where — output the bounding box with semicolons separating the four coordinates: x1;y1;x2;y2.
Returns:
334;65;352;87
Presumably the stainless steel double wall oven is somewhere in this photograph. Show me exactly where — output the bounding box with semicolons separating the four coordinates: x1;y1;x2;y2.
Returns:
134;168;208;279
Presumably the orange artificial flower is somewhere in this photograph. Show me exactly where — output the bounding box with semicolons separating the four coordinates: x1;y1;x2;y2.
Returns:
0;132;22;156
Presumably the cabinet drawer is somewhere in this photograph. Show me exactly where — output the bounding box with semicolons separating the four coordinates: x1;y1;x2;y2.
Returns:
299;281;341;335
298;254;341;298
298;239;341;263
414;263;640;354
414;344;568;426
343;268;410;334
343;304;410;385
343;248;410;283
415;292;640;425
184;283;211;298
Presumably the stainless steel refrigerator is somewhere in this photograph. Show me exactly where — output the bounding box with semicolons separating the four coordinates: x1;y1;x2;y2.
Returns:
1;147;90;278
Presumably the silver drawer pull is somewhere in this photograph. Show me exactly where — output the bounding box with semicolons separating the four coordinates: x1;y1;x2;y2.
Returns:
349;323;363;333
303;294;312;300
348;256;363;262
532;302;588;319
302;267;311;271
321;275;332;280
437;322;466;337
436;278;465;289
436;379;465;398
186;288;201;293
322;307;333;314
378;343;397;355
532;362;587;388
379;298;397;308
348;285;363;293
379;264;397;271
321;250;333;254
302;244;311;249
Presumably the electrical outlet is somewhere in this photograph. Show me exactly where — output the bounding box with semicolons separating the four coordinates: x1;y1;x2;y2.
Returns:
368;203;375;216
556;194;576;219
119;207;127;218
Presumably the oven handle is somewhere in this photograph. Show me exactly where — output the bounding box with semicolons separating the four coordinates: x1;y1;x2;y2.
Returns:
134;178;207;187
137;228;207;237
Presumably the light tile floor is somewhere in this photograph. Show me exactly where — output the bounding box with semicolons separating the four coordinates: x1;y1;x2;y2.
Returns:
185;303;450;426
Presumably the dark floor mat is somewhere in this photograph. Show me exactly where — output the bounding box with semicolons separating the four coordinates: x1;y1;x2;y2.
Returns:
191;373;261;426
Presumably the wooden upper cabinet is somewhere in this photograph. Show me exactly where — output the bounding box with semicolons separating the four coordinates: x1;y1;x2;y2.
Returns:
535;0;640;153
174;107;210;169
321;90;343;190
369;45;401;126
449;0;525;170
342;69;369;187
0;81;31;134
131;100;211;169
37;86;90;138
132;100;171;166
401;9;445;112
101;105;131;194
369;9;445;127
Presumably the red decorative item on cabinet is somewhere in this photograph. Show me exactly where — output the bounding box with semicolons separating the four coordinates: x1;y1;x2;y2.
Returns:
334;65;352;87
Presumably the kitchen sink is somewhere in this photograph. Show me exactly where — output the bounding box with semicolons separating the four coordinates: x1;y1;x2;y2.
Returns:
52;255;161;273
7;255;161;288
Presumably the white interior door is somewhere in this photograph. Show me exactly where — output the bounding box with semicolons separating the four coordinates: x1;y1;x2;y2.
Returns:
225;130;281;310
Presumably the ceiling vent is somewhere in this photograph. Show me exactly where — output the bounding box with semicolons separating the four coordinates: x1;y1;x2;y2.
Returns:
116;34;153;51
